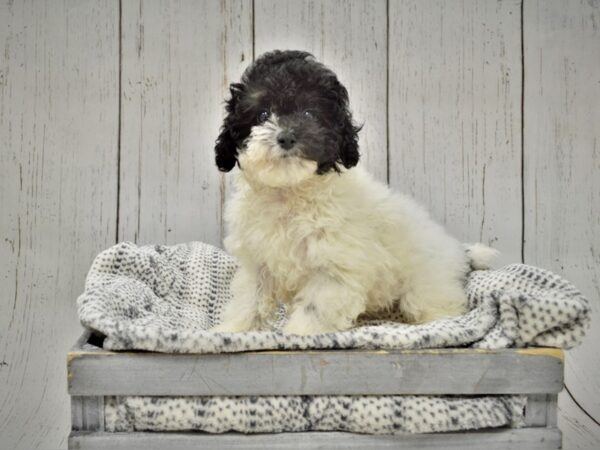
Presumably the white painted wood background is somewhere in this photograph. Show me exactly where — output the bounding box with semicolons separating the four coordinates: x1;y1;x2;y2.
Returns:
0;0;598;449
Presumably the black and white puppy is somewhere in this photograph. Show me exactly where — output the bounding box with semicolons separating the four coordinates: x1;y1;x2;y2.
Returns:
214;50;496;335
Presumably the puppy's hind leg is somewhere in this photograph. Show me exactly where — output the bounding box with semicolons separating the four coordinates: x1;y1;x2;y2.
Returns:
283;272;367;335
213;265;262;332
399;273;468;324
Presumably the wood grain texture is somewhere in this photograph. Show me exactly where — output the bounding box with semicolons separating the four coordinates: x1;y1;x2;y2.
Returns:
388;0;522;266
559;392;600;450
525;394;558;427
67;428;562;450
526;395;551;427
523;0;600;448
67;343;564;396
0;1;119;449
253;0;388;182
1;1;598;448
118;0;252;247
71;397;104;432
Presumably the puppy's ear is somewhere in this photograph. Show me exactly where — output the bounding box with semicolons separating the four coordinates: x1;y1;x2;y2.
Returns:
215;83;244;172
339;113;361;169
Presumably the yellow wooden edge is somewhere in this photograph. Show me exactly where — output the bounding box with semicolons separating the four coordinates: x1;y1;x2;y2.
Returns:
67;351;116;364
67;347;565;359
515;347;564;362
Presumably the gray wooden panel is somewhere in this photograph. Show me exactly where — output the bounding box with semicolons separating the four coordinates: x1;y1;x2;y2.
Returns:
0;1;119;449
119;0;252;247
254;0;388;182
388;0;522;266
67;345;563;396
525;395;552;427
558;392;599;450
68;428;562;450
547;395;558;428
71;397;105;432
523;1;600;448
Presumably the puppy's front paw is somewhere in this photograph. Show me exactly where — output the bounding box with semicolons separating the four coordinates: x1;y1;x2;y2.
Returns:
282;306;337;335
212;317;256;333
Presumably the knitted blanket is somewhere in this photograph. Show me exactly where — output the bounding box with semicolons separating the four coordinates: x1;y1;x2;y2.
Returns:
77;241;590;434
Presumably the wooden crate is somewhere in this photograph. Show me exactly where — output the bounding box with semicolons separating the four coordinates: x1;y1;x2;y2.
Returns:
67;331;564;449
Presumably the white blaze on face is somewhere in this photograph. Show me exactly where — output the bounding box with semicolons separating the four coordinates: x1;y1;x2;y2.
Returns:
238;114;318;188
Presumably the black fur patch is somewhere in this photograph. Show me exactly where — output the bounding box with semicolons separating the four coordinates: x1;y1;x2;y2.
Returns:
215;50;361;174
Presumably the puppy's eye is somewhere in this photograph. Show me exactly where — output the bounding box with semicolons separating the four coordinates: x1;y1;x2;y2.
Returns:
257;109;270;123
303;110;316;120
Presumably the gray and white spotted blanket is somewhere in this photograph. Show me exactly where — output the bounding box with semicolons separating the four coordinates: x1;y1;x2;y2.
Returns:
77;241;590;434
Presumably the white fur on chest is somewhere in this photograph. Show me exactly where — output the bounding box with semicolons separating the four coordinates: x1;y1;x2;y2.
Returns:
223;166;469;325
224;174;336;300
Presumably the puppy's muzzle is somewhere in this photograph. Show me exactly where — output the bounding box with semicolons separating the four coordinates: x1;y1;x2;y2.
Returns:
277;130;297;150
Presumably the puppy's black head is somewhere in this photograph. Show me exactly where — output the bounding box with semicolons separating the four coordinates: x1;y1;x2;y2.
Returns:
215;50;360;177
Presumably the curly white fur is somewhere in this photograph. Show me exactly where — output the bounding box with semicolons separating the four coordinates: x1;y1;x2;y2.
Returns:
215;134;494;335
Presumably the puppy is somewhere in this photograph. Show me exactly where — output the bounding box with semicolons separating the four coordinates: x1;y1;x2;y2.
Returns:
213;50;496;335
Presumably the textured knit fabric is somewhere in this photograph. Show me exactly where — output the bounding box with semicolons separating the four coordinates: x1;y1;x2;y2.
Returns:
104;395;527;434
77;241;590;434
78;241;589;353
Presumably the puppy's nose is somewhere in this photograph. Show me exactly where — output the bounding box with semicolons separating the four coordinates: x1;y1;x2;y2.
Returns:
277;130;297;150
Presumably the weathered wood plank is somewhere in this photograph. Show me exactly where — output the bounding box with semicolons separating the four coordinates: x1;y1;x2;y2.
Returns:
71;397;105;432
71;397;84;432
253;0;388;182
546;395;558;428
523;3;600;445
67;345;563;396
0;1;119;449
68;428;562;450
525;395;551;427
558;391;600;450
388;0;522;266
119;0;252;247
